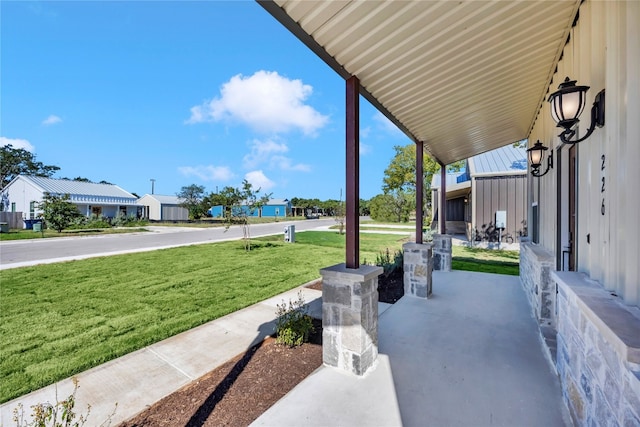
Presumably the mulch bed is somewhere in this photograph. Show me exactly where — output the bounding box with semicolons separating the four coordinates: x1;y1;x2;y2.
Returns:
119;272;403;427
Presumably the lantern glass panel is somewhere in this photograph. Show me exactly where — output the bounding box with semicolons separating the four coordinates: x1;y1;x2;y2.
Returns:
528;148;543;168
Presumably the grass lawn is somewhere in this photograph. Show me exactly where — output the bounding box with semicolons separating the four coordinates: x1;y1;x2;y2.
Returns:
452;245;520;275
0;231;406;403
0;227;150;241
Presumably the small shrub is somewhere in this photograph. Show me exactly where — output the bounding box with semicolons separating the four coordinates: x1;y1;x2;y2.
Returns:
275;291;314;347
423;228;435;242
375;248;403;277
12;378;116;427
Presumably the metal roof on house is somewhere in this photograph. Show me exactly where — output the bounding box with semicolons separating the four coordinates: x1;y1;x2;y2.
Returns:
267;198;289;205
20;175;137;201
140;194;185;205
258;0;580;164
468;145;528;177
431;170;469;189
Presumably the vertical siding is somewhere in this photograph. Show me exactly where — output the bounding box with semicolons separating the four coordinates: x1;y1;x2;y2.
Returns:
528;1;640;306
473;175;527;237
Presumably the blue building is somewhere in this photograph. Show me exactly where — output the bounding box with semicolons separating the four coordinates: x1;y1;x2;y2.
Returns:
261;199;291;217
208;198;291;218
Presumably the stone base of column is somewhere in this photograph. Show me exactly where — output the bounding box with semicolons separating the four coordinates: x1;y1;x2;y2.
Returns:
403;242;433;298
320;263;383;376
433;234;452;272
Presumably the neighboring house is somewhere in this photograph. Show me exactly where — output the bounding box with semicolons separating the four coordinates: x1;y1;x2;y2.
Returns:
431;145;528;240
1;175;139;224
208;205;224;218
261;198;291;217
208;198;291;218
137;194;188;221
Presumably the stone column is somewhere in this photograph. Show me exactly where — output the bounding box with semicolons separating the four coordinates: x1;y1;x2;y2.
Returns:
403;242;433;298
320;263;382;376
432;234;452;271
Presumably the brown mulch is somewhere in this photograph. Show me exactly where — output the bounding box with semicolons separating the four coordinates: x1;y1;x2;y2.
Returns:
119;272;403;427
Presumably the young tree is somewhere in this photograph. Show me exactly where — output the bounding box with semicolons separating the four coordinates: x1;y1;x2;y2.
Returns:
382;143;465;220
37;193;82;232
1;144;60;188
369;192;412;222
223;180;271;251
177;184;206;219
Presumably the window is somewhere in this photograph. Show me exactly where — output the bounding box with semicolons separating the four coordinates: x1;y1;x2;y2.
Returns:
11;202;16;212
29;201;36;219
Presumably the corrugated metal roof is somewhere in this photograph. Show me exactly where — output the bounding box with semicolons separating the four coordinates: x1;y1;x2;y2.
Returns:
469;144;528;176
22;176;137;200
142;194;185;205
431;170;469;188
267;198;290;205
259;0;580;164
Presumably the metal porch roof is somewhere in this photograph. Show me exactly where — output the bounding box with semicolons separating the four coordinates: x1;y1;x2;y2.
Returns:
258;0;580;165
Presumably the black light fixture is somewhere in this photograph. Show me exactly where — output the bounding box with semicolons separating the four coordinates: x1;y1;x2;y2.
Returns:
548;76;605;144
527;140;553;177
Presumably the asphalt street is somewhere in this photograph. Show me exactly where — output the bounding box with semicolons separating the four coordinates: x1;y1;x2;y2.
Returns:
0;218;336;270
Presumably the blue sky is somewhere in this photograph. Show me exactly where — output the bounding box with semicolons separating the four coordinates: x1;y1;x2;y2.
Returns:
1;1;410;201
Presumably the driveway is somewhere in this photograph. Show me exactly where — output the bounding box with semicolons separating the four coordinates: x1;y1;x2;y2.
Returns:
0;218;336;270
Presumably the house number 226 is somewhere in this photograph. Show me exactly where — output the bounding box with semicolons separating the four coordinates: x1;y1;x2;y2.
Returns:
601;154;605;215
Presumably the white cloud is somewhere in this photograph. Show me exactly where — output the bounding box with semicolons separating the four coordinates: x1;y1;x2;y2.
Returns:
360;126;371;139
360;142;372;155
270;155;311;172
243;138;311;172
42;115;62;126
243;138;288;169
1;136;35;152
245;170;275;191
186;70;329;135
178;165;235;182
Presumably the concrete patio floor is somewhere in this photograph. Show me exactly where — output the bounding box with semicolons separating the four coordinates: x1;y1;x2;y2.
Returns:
252;271;572;427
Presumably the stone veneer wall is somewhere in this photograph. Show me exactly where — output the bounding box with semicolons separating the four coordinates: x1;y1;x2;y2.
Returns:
403;242;433;298
554;271;640;427
520;242;556;327
432;234;451;272
320;263;383;376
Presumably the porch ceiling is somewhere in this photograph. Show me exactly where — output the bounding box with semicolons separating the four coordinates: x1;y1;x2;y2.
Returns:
258;0;580;165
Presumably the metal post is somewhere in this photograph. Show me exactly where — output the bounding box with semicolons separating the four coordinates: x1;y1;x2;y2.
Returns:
416;141;424;244
439;162;446;235
150;179;156;195
346;76;360;269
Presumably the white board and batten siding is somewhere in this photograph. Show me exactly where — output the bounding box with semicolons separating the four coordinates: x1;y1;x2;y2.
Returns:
528;1;640;306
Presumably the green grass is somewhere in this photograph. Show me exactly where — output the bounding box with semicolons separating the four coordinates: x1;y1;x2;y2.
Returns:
0;231;405;403
0;227;149;241
452;246;520;275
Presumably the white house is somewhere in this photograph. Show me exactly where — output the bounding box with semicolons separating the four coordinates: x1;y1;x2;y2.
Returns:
1;175;139;223
137;194;188;221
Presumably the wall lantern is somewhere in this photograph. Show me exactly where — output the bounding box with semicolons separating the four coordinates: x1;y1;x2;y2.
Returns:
548;76;605;144
527;140;553;177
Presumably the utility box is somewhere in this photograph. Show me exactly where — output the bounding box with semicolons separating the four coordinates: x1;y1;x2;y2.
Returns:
495;210;507;229
284;225;295;243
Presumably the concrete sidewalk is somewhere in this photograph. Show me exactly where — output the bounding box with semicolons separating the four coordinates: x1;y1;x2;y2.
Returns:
0;283;392;426
252;271;571;427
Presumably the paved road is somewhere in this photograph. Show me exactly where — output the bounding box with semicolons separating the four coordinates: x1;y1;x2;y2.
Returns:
0;218;335;270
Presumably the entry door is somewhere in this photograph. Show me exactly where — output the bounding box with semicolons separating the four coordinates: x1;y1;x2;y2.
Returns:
568;145;577;271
